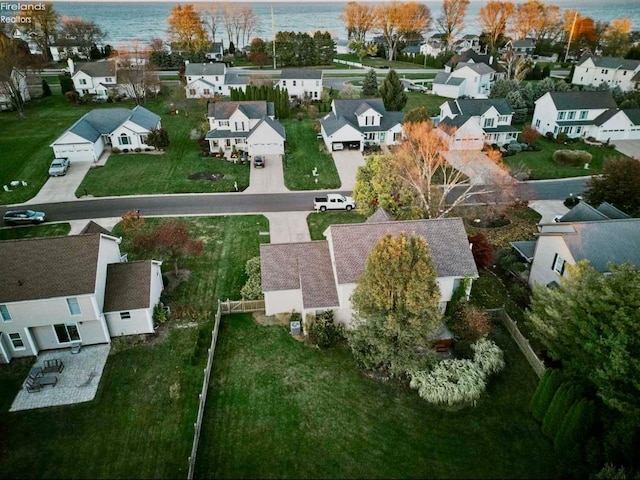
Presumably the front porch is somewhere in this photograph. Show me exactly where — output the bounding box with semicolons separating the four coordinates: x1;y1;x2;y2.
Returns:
9;344;110;412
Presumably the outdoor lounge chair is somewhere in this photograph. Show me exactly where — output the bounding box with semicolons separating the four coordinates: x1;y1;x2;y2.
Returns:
43;359;64;374
24;373;58;393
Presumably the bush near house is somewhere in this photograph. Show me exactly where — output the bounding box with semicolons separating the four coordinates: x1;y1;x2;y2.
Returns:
541;382;581;440
530;368;565;421
552;149;592;167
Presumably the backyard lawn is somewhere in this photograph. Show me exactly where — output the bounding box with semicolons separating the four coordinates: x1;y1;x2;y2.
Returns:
283;118;341;190
403;91;449;115
195;314;558;479
0;215;269;479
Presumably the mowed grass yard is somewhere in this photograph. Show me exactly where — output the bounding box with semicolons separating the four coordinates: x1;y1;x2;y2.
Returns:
307;211;366;240
0;222;70;240
283;118;341;190
0;215;269;479
195;314;558;479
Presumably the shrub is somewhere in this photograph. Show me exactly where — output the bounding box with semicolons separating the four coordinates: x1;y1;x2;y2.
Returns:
554;398;595;458
306;310;344;349
556;132;568;144
552;149;592;167
545;131;555;141
468;233;494;269
153;303;168;324
111;147;121;154
471;337;505;376
451;303;491;346
564;194;579;208
507;142;523;154
530;368;564;421
123;148;130;153
134;147;142;153
541;383;580;440
409;359;487;406
65;90;80;104
240;256;263;300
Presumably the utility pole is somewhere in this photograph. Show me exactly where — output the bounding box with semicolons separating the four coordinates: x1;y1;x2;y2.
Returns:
271;5;277;70
564;11;578;63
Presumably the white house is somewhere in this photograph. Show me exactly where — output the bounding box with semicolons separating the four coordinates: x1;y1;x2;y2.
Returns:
587;108;640;141
454;34;481;54
204;100;286;157
184;62;249;98
320;98;404;152
432;62;496;99
70;59;118;100
531;91;619;139
0;68;31;111
260;215;478;325
438;98;519;148
276;68;323;101
50;105;162;162
205;42;224;61
0;229;163;364
420;33;446;57
503;38;536;57
571;55;640;92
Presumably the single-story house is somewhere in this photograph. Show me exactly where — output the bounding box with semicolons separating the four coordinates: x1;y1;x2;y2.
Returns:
260;214;478;325
320;98;404;152
50;105;161;162
0;230;163;364
205;100;286;157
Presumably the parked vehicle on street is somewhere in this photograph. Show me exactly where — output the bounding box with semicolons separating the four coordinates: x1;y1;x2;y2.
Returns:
254;156;265;168
3;209;46;226
313;194;356;212
48;158;70;176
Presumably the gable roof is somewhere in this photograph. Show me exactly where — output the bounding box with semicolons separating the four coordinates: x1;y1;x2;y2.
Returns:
451;98;514;116
512;38;536;49
321;99;404;136
366;207;394;223
446;49;505;73
260;241;339;309
248;116;286;140
439;115;474;129
0;234;109;303
208;100;273;119
623;109;640;125
128;105;161;130
433;72;465;86
328;217;478;284
545;91;618;110
185;62;226;76
103;260;155;312
558;201;610;223
80;220;113;235
577;55;640;71
75;60;116;78
596;202;630;220
280;68;322;80
456;62;495;75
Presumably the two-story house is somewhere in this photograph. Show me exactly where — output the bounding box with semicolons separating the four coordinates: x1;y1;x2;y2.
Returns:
454;34;481;54
320;98;404;152
0;68;31;111
420;33;447;57
204;100;286;157
70;59;118;100
438;98;519;149
205;42;224;61
276;68;323;101
503;38;536;57
531;91;619;139
571;55;640;92
0;231;163;364
184;62;249;98
432;62;496;99
260;215;478;325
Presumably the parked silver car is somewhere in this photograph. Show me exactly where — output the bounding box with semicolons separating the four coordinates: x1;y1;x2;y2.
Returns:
49;158;70;176
3;209;46;226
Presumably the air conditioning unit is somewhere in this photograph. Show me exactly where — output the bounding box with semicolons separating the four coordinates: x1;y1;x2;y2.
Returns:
290;321;301;336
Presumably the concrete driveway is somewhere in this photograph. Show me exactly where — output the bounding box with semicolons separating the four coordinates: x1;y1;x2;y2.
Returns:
243;154;289;194
25;161;93;205
612;139;640;160
264;211;311;243
331;150;365;190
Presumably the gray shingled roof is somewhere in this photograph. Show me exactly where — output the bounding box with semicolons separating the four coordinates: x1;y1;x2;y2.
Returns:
80;220;112;235
562;219;640;272
445;50;505;72
129;105;161;130
597;202;630;220
59;106;160;143
0;234;105;303
366;207;394;223
434;72;466;86
260;242;339;309
207;100;272;120
185;62;226;76
623;109;640;125
454;98;514;116
439;115;473;129
456;62;495;75
513;39;535;49
547;91;617;110
75;60;116;78
320;99;404;137
280;68;322;80
328;218;478;284
593;109;619;126
103;260;154;312
251;116;286;139
578;55;640;71
224;72;249;85
510;241;536;262
559;202;610;223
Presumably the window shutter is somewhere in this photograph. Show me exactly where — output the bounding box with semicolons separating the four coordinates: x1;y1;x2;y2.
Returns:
551;253;558;270
560;261;565;276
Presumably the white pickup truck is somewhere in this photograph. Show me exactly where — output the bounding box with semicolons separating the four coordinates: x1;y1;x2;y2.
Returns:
313;194;356;212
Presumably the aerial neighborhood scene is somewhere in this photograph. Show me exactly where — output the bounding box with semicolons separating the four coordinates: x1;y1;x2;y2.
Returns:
2;0;640;478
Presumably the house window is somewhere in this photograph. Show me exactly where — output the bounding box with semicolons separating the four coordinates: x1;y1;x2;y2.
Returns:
567;111;576;120
293;80;297;86
282;80;286;86
66;297;82;316
0;304;11;322
203;89;210;95
557;111;566;120
54;323;81;344
552;253;566;275
105;77;113;83
79;78;87;85
483;118;495;128
535;119;541;128
576;126;583;134
9;333;25;350
120;311;131;320
219;120;229;127
189;89;196;96
579;110;588;120
235;122;245;131
498;115;508;123
118;134;131;146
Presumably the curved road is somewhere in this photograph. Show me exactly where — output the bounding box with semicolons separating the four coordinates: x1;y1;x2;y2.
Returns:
4;178;589;224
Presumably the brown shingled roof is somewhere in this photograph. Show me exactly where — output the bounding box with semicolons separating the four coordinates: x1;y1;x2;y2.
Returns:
260;242;339;309
328;217;478;284
0;234;103;303
80;220;113;236
103;260;154;312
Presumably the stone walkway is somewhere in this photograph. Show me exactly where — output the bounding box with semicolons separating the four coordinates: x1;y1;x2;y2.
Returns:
10;344;110;412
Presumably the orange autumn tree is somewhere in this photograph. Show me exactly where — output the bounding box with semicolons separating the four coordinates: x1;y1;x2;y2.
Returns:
374;1;431;61
341;2;376;42
478;0;514;53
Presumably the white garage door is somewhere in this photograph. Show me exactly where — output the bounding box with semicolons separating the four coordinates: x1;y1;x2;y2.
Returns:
53;143;95;162
251;142;282;156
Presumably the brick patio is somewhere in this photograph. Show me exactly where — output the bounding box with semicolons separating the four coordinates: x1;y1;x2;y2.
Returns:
10;344;110;412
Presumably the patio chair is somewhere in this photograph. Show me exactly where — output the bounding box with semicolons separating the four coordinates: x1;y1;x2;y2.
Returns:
24;373;58;393
43;359;64;374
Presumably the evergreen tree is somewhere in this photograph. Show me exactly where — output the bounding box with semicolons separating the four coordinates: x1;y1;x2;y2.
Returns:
379;69;407;111
59;74;75;94
530;369;564;422
41;79;52;97
361;68;379;97
541;383;580;440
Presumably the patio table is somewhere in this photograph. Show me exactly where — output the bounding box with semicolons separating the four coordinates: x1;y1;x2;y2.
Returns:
29;366;43;378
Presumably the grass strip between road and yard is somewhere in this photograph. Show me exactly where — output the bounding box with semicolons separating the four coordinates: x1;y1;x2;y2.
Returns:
0;223;70;240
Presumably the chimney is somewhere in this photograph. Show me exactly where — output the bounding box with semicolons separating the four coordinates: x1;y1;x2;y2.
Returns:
67;58;75;75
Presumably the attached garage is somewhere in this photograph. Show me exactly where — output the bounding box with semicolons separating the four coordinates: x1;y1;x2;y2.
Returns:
247;118;286;157
52;142;99;162
50;123;105;162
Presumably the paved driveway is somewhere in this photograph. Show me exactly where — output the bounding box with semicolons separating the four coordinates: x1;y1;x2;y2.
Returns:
243;154;289;194
25;161;93;205
332;150;365;190
612;140;640;160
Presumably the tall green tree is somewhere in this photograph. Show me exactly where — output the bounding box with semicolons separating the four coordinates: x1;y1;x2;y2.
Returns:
584;157;640;217
349;232;442;377
361;68;379;96
379;69;407;111
527;261;640;417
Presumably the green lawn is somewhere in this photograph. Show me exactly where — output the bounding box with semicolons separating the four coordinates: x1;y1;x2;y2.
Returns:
195;314;558;479
283;118;341;190
0;215;269;479
336;53;430;70
504;137;626;180
0;223;70;240
307;211;367;240
403;91;449;115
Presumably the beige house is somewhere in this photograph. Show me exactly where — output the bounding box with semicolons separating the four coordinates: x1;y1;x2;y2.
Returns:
260;214;478;326
0;228;163;364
